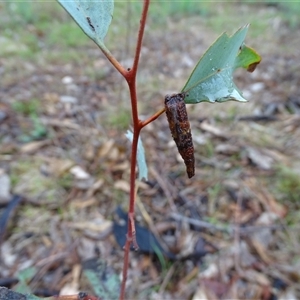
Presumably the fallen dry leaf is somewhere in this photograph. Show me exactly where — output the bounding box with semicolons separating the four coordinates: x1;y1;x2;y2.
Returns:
200;121;230;139
246;147;274;170
70;166;91;180
20;140;52;154
251;238;274;265
241;269;270;286
43;157;74;177
59;264;81;296
215;143;240;155
98;139;115;157
114;180;130;193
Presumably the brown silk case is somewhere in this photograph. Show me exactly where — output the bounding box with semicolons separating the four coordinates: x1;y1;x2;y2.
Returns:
165;93;195;178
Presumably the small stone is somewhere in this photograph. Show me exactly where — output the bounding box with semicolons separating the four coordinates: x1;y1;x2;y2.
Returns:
0;170;11;204
62;76;73;84
59;95;78;104
250;82;265;93
0;110;7;122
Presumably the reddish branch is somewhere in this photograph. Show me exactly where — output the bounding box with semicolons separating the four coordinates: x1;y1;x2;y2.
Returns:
99;1;164;298
118;1;150;299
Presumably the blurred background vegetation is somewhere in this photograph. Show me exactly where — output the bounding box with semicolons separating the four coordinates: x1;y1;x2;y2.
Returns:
1;1;300;59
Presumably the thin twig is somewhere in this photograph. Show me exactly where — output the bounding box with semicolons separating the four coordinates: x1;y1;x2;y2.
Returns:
140;107;166;128
158;263;176;294
234;192;242;275
170;212;283;235
149;166;177;212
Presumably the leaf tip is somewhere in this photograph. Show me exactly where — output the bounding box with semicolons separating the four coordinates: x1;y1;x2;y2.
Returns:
247;61;261;72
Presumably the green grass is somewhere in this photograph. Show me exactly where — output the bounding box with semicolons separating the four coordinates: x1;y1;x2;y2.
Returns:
285;209;300;227
0;1;91;60
57;173;74;190
149;1;209;22
106;107;132;131
11;159;68;203
279;3;300;29
2;0;299;64
12;98;41;115
46;22;91;48
207;183;222;200
10;161;32;188
11;161;52;193
202;140;215;158
275;166;300;203
11;99;47;142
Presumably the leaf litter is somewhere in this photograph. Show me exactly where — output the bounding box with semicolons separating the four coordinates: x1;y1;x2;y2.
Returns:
1;2;300;300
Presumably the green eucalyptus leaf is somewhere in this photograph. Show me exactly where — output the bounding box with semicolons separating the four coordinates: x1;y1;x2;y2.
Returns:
58;0;114;48
125;130;148;181
183;25;260;104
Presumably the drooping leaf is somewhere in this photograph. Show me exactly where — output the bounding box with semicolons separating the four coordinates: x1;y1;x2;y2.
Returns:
58;0;114;48
113;206;176;259
183;25;261;104
125;130;148;181
0;195;22;244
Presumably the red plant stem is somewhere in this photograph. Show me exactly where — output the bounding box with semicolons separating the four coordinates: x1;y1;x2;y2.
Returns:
97;1;151;298
130;0;149;78
119;123;139;300
101;0;160;294
105;52;127;77
119;1;150;300
99;45;127;77
140;107;166;128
